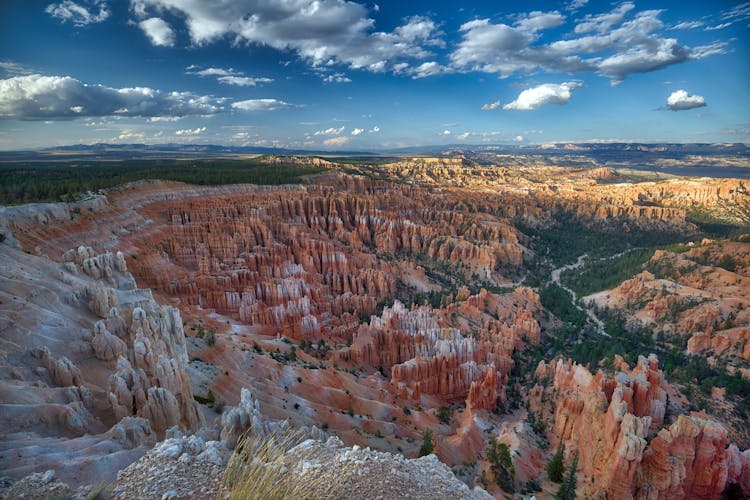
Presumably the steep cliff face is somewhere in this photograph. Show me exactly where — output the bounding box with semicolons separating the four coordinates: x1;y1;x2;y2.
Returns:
533;356;750;499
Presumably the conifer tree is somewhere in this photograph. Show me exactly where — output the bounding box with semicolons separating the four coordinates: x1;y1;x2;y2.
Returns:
556;451;578;500
546;444;565;483
418;429;433;457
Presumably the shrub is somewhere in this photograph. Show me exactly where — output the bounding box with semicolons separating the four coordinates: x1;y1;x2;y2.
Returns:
221;429;338;498
418;429;434;457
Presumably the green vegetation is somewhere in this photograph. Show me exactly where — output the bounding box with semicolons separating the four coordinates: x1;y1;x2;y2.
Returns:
556;451;578;500
561;248;655;297
437;405;451;424
543;296;750;418
518;214;686;267
522;479;542;494
486;438;515;493
0;159;327;205
418;429;434;457
193;389;216;406
539;283;587;331
546;444;565;483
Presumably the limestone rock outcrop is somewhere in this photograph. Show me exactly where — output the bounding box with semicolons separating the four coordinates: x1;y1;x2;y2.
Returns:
533;356;750;499
343;288;541;409
91;320;127;361
220;387;269;446
0;241;201;487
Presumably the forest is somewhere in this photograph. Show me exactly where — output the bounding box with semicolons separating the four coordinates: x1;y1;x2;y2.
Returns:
0;159;327;205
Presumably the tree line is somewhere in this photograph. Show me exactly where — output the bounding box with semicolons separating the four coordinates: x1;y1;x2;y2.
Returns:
0;159;327;205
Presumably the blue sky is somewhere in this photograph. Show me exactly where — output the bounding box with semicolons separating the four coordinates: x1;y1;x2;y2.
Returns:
0;0;748;150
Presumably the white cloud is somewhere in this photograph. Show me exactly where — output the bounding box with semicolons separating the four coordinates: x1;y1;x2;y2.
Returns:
138;17;175;47
313;126;345;136
218;76;274;86
351;128;364;136
175;126;206;135
503;82;582;110
409;61;449;79
186;66;274;87
449;4;719;84
719;2;750;25
231;99;294;111
370;126;380;133
322;136;349;147
117;129;146;141
671;21;704;30
666;90;706;111
131;1;442;75
597;38;690;84
457;132;470;140
0;74;223;120
188;67;236;77
514;135;524;141
0;61;34;77
565;0;589;12
46;0;109;26
148;116;183;122
574;2;634;34
704;22;732;31
481;100;501;111
442;130;451;135
322;73;352;83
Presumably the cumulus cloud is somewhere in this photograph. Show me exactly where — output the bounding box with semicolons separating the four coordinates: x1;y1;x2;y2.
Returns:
351;128;364;136
481;100;501;111
186;66;234;77
442;130;451;135
666;90;706;111
231;99;294;111
456;132;470;140
186;66;274;86
46;0;109;26
322;73;352;83
370;126;380;133
130;1;443;74
503;82;582;110
175;126;206;135
322;136;349;147
409;61;449;79
449;4;722;84
138;17;175;46
0;74;223;120
574;2;634;34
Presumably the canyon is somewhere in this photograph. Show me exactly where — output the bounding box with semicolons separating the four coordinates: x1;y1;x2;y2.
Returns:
1;156;748;498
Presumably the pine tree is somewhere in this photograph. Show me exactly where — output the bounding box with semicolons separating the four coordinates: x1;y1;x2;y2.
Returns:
487;437;515;493
418;429;433;457
556;451;578;500
546;444;565;483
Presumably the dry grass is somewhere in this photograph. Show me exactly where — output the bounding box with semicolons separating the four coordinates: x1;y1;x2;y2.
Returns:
219;429;338;499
